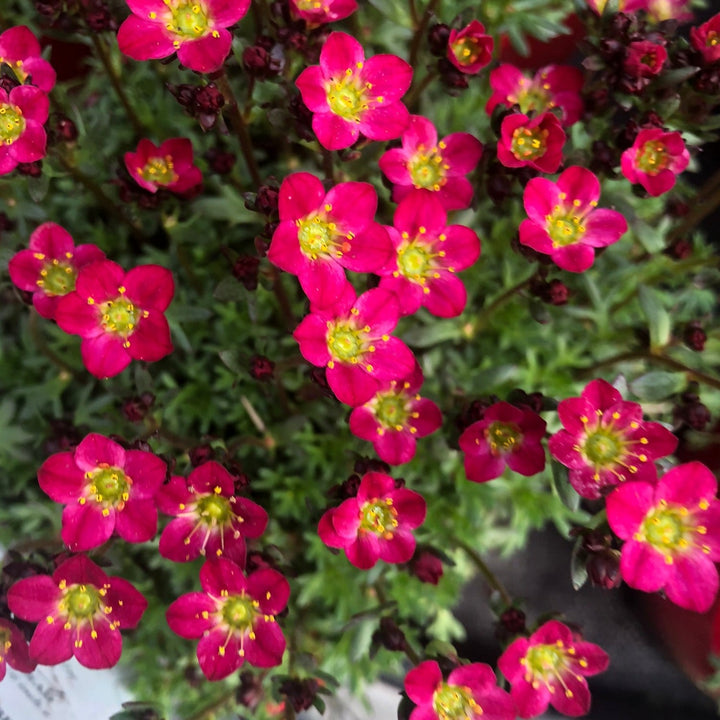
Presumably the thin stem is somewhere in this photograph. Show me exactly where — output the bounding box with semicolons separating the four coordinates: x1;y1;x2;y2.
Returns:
409;0;440;69
406;71;437;113
582;350;720;391
269;265;296;332
453;537;513;608
408;0;419;25
322;148;335;183
215;71;263;188
474;273;535;331
183;690;237;720
90;35;144;137
668;180;720;242
28;312;77;377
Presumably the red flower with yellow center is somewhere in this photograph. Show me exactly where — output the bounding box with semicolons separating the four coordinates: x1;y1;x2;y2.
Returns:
621;128;689;197
447;20;493;75
497;111;565;173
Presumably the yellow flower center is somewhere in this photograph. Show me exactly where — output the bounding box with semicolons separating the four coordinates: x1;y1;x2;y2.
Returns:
221;595;257;632
165;1;211;38
486;421;522;455
37;258;77;296
450;37;482;66
196;494;233;525
359;498;398;538
511;126;549;161
140;155;179;186
87;465;130;507
373;387;411;431
0;103;25;145
327;321;366;364
99;296;141;337
432;683;480;720
582;429;622;467
326;70;369;122
636;140;669;176
408;146;447;191
546;198;595;248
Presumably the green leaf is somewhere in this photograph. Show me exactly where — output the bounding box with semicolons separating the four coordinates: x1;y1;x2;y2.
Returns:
638;284;671;351
549;461;581;513
570;535;588;591
213;276;246;302
630;371;685;401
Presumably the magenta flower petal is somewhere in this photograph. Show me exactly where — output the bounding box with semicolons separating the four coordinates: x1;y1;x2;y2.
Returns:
38;452;85;502
106;577;148;629
405;660;442;705
606;482;656;539
74;620;122;669
11;121;46;162
177;31;232;73
197;628;242;680
75;433;125;469
278;172;326;220
658;461;717;505
166;593;217;638
361;55;413;101
115;498;157;542
159;516;202;562
200;555;248;596
117;16;176;61
295;66;330;112
61;502;115;550
358;103;410;141
620;540;668;593
245;618;287;667
126;310;173;362
123;265;175;311
665;554;718;613
319;31;364;76
312;112;360;150
7;576;60;621
346;531;381;569
246;568;290;615
28;619;74;666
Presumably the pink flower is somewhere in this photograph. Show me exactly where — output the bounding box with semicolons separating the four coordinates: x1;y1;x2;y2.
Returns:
499;620;609;718
267;172;392;308
318;471;426;569
8;222;105;320
377;190;481;318
497;111;565;174
348;362;442;466
55;260;174;378
38;432;166;551
0;85;48;175
293;286;415;406
645;0;692;22
117;0;250;73
486;64;584;127
620;128;690;197
166;558;289;680
691;13;720;63
548;379;678;500
459;401;546;484
0;618;36;681
405;660;515;720
7;555;147;669
447;20;494;75
288;0;357;26
0;26;56;92
607;462;720;612
624;41;667;78
157;460;268;566
378;115;483;210
124;138;203;196
295;32;412;150
586;0;646;14
519;166;627;272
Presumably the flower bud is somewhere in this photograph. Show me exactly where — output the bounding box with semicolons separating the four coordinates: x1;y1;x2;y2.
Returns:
683;321;707;352
189;445;215;467
205;147;235;174
409;550;444;585
279;678;320;713
232;256;260;290
427;23;451;56
373;617;408;652
249;355;275;381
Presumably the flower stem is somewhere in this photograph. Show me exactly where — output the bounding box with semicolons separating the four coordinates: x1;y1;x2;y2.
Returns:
90;35;144;137
668;169;720;242
409;0;440;69
473;272;535;331
583;350;720;391
409;0;419;25
183;690;236;720
453;537;513;608
215;70;263;188
28;313;76;377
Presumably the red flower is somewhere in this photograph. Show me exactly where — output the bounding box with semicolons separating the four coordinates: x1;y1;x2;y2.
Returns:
288;0;357;25
166;558;289;680
8;222;105;320
157;460;268;566
293;285;415;406
691;13;720;63
295;32;412;150
499;620;608;718
486;64;584;127
519;166;627;272
378;114;483;211
7;555;147;669
318;471;426;569
620;128;690;197
0;26;56;92
548;378;678;500
38;432;166;551
0;618;36;681
267;172;392;308
497;111;566;174
124;138;202;195
405;660;515;720
55;260;174;378
447;21;493;75
377;190;481;318
348;362;442;465
606;461;720;613
117;0;251;73
459;401;546;483
0;85;48;175
624;40;667;78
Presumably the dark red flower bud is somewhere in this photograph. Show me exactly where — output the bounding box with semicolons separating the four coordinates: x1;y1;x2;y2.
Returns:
16;161;42;178
289;93;315;141
256;185;279;216
232;255;260;291
237;670;264;710
0;212;15;233
587;550;622;589
309;366;334;398
664;237;692;259
205;147;235;174
673;392;711;432
194;83;225;114
121;393;155;423
353;457;391;476
410;550;444;585
189;445;215;467
683;321;707;352
499;607;526;635
83;0;115;31
249;354;275;381
50;113;79;142
372;617;408;652
437;58;469;90
279;678;320;713
0;75;20;93
428;23;451;56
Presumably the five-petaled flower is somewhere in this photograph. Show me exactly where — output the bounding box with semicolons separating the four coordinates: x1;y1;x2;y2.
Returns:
378;114;483;211
0;85;48;175
519;166;627;272
606;461;720;613
166;557;289;680
8;222;105;320
348;362;442;465
405;659;515;720
548;378;678;500
497;111;565;174
459;401;547;484
268;172;392;308
157;460;268;566
690;12;720;64
0;26;56;92
295;31;412;150
623;40;667;79
7;555;147;669
0;618;36;681
620;128;690;197
117;0;251;73
318;471;426;569
486;64;584;127
38;432;167;551
293;285;415;406
378;190;481;318
288;0;357;26
499;620;609;718
447;20;494;75
55;259;174;378
124;137;203;196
